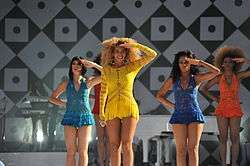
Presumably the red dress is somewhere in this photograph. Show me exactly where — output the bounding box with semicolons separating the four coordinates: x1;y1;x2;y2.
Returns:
92;84;101;115
215;74;243;117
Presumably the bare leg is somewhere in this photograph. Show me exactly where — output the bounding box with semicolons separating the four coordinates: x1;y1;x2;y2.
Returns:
106;118;122;166
217;116;229;166
77;125;92;166
64;126;77;166
187;123;204;166
94;115;109;166
172;124;188;166
121;117;138;166
229;117;241;166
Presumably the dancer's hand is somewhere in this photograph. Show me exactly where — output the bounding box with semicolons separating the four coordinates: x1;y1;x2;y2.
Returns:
80;59;96;68
99;120;106;127
232;58;249;64
186;58;200;66
119;42;135;49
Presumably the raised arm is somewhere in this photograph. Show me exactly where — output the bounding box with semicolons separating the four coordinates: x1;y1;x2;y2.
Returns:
201;75;220;102
187;58;220;84
233;58;250;80
86;76;101;89
49;80;67;107
121;42;158;70
156;77;175;110
80;59;103;72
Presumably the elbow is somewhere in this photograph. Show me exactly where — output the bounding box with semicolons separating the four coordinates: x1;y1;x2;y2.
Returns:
155;93;162;102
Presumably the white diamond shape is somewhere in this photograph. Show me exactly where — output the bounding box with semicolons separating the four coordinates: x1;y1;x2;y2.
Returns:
67;31;101;60
134;80;160;114
0;39;16;71
68;0;113;29
18;32;65;79
116;0;161;28
163;30;210;64
131;31;160;77
214;0;250;27
164;0;211;28
18;0;65;29
0;0;15;20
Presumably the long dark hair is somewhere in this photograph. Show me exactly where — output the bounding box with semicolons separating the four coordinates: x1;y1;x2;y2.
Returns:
68;56;87;80
171;50;199;83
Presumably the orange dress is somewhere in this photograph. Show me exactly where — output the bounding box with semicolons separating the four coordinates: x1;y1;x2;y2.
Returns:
215;74;243;117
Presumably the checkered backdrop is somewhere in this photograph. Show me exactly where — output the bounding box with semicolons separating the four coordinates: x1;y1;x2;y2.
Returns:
0;0;250;165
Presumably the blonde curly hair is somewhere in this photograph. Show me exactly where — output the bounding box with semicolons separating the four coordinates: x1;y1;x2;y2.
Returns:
214;46;245;73
100;37;141;66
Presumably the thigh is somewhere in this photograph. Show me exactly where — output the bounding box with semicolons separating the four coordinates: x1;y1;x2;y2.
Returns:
78;125;92;151
64;126;78;151
121;117;138;142
187;123;204;146
106;118;122;144
216;116;229;141
172;124;188;148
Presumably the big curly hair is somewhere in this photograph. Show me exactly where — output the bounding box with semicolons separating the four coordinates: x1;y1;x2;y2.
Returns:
100;37;141;66
214;46;245;73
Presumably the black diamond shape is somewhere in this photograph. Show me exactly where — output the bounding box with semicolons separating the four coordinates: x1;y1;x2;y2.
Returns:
140;5;186;52
201;140;219;153
109;0;119;4
188;5;237;53
43;7;88;54
61;0;71;4
239;17;250;39
200;156;220;166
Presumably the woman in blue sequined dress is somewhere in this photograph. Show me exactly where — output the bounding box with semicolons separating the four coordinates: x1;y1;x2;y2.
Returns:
49;56;102;166
156;50;220;166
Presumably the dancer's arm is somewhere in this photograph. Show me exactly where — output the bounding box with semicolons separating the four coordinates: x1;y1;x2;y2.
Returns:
80;59;103;72
186;58;220;84
121;42;158;70
233;58;250;80
156;77;175;110
201;75;220;103
86;76;101;89
49;80;67;107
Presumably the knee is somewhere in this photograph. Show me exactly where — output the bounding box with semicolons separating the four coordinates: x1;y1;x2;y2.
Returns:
188;144;199;155
67;147;77;157
230;133;240;144
176;146;187;158
109;142;121;153
121;140;133;153
219;135;228;144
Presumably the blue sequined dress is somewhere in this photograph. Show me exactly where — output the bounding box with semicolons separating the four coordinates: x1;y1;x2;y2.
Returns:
169;75;205;124
61;79;95;127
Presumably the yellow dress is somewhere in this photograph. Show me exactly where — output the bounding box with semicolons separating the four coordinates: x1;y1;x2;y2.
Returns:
99;43;157;121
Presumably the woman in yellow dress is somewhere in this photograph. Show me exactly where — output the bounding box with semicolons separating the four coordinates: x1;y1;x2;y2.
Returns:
99;37;157;166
